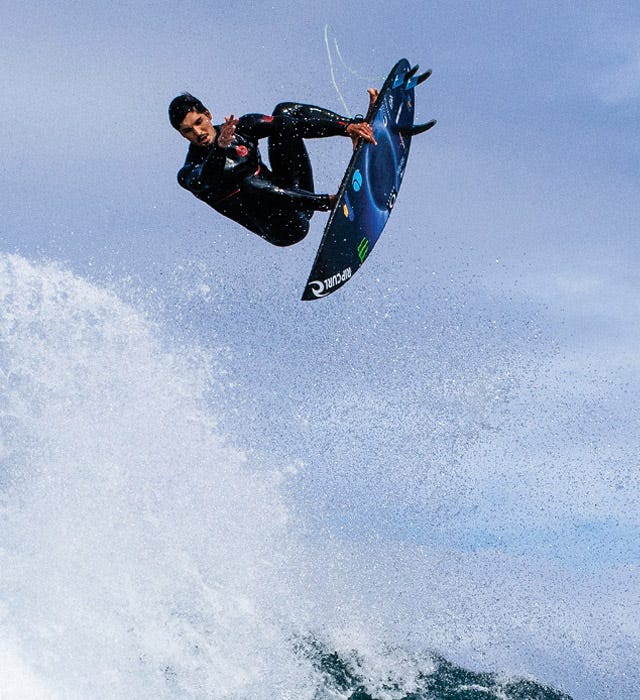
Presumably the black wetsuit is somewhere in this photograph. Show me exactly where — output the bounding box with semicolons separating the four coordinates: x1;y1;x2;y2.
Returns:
177;103;355;246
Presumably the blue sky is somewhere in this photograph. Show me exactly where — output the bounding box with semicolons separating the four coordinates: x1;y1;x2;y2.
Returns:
2;1;640;698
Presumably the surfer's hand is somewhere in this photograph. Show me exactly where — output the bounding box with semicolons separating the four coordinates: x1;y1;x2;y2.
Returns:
346;121;377;146
218;114;239;148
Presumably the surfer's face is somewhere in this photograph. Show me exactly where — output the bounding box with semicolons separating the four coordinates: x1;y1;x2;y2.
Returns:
178;110;216;146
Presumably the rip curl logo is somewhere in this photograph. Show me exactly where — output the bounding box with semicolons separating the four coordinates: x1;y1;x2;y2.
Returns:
308;267;352;298
352;169;363;192
235;145;249;157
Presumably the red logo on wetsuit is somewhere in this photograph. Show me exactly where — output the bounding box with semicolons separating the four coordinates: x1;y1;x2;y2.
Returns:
235;145;249;157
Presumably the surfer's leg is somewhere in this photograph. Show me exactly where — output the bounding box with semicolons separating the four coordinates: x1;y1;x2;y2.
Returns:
260;210;312;247
244;173;332;212
240;173;334;246
267;102;351;190
268;106;313;191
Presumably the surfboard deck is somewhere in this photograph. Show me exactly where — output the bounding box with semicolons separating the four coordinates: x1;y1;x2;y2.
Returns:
301;58;434;301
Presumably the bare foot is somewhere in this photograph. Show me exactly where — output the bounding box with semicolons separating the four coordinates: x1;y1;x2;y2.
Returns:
367;88;379;107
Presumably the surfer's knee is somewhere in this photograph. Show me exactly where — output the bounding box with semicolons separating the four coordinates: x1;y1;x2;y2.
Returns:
262;214;310;246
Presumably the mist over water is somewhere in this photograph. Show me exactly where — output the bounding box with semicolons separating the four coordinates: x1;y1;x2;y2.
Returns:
0;252;637;699
0;254;316;698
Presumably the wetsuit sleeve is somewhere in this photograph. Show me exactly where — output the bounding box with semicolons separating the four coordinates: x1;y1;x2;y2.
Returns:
177;146;227;197
238;108;352;141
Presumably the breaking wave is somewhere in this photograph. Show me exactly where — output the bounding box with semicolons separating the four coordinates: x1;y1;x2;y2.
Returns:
0;253;577;699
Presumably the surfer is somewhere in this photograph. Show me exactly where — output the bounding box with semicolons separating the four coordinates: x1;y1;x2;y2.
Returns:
169;91;378;246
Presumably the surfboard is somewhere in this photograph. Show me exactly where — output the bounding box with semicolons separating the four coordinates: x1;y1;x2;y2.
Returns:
301;58;435;300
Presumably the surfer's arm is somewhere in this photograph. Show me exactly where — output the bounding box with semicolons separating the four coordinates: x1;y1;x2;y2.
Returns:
238;108;372;141
217;115;239;148
177;147;227;197
345;120;376;145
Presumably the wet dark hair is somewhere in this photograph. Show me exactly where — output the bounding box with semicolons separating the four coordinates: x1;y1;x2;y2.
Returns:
168;93;208;130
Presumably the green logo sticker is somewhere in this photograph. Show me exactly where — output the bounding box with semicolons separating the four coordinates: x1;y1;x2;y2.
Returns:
357;237;370;263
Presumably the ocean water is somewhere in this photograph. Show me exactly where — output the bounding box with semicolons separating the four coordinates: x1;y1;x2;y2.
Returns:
0;253;631;699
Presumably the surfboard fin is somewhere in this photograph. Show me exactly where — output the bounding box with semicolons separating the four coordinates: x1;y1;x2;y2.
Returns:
399;120;437;137
415;69;432;86
406;64;420;79
406;69;432;90
394;64;420;89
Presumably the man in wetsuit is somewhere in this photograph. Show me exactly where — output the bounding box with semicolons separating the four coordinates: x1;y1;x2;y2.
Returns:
169;93;377;246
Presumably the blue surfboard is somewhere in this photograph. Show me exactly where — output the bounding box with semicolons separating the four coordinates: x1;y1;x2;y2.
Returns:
301;59;435;300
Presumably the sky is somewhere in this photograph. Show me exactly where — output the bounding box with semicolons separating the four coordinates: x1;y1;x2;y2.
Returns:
1;1;640;698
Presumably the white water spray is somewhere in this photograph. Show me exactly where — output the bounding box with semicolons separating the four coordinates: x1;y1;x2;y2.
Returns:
0;254;315;699
2;253;638;700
